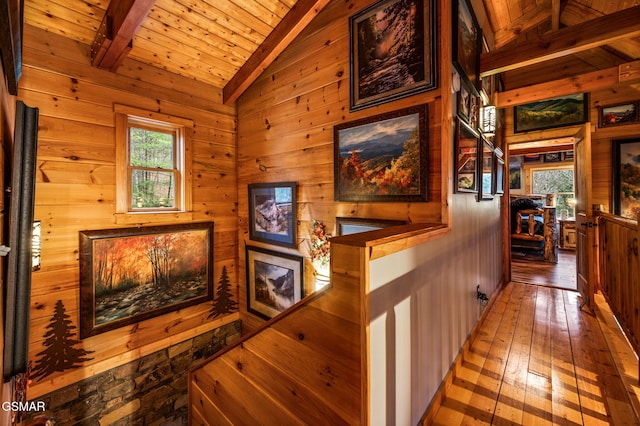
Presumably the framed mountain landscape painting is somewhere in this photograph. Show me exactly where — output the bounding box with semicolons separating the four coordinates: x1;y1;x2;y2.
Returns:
514;93;588;133
349;0;437;111
334;104;428;202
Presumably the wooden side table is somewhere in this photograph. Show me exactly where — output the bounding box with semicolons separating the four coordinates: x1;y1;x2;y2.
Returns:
559;218;576;250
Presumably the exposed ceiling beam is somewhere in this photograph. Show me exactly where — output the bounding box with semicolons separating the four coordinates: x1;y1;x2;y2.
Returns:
481;5;640;76
91;0;156;72
496;60;640;108
492;0;552;48
551;0;561;31
223;0;331;105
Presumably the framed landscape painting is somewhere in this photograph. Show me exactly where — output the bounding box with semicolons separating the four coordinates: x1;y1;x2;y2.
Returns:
248;182;297;248
455;118;479;193
334;104;428;202
612;138;640;219
599;102;638;128
453;0;482;90
79;222;214;338
514;93;588;133
246;246;304;320
349;0;437;111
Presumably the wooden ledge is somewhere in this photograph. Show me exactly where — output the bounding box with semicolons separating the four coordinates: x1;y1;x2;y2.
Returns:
330;223;449;261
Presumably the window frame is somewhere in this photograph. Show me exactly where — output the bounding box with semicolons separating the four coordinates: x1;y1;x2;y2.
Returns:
114;105;193;223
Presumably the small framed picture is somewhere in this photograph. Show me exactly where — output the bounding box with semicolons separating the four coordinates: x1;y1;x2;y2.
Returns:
599;102;638;127
544;152;561;163
455;118;479;193
245;245;304;320
248;182;297;248
478;137;494;201
493;151;504;195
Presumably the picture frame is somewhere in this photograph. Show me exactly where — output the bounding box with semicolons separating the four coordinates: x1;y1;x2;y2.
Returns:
514;93;589;133
334;104;428;202
245;245;304;320
612;138;640;219
523;153;541;163
599;102;639;128
493;149;504;195
0;0;23;95
457;82;470;123
509;159;522;190
455;118;479;193
563;150;574;161
336;217;406;236
453;0;482;90
478;137;494;201
349;0;437;111
544;152;562;163
248;182;297;248
79;222;214;339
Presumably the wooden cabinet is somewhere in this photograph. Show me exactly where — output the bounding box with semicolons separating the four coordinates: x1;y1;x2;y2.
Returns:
559;218;577;249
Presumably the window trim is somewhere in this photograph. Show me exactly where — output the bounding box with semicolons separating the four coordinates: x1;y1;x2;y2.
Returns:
114;105;193;221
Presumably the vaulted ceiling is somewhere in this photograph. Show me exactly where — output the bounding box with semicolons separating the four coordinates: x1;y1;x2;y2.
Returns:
22;0;640;103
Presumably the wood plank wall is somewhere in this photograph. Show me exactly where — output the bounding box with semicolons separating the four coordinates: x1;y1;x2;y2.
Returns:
19;24;240;398
236;0;446;332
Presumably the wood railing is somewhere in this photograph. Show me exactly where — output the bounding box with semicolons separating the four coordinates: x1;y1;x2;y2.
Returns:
595;211;640;359
188;223;446;425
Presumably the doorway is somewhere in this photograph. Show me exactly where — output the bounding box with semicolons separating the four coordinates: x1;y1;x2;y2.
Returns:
508;141;577;291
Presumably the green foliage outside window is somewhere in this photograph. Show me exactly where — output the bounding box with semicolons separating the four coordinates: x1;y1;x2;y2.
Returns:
129;127;176;209
532;168;575;218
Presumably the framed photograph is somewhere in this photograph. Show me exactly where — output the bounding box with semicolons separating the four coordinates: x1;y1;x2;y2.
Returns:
334;104;428;202
479;137;494;200
563;150;574;161
514;93;589;133
493;150;505;195
524;153;541;163
457;82;470;122
246;245;304;320
612;138;640;219
544;152;562;163
453;0;482;90
599;102;638;127
248;182;297;248
79;222;214;338
349;0;437;111
336;217;406;235
455;118;479;193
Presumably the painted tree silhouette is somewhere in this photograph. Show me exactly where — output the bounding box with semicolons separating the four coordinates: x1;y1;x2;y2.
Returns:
31;300;94;381
208;266;238;318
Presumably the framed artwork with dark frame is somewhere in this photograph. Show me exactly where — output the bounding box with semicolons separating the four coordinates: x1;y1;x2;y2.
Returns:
248;182;297;248
349;0;437;111
334;104;428;202
455;118;479;193
336;217;406;235
599;102;639;128
612;138;640;219
478;137;494;201
544;152;562;163
493;148;504;195
0;0;23;95
514;93;589;133
79;222;214;339
245;245;304;320
453;0;482;90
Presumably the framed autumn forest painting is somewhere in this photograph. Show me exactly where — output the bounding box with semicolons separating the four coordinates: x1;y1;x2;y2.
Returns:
79;222;214;338
349;0;437;110
334;104;428;202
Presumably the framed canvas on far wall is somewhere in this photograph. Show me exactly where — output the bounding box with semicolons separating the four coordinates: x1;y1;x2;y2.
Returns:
248;182;297;248
612;138;640;219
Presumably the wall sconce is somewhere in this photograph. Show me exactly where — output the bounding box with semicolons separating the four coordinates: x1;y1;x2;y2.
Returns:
32;221;41;271
481;105;496;136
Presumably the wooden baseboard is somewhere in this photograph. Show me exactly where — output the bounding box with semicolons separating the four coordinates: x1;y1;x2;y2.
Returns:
418;281;505;425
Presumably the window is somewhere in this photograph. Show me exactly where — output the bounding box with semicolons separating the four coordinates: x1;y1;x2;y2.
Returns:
115;105;193;221
531;166;575;219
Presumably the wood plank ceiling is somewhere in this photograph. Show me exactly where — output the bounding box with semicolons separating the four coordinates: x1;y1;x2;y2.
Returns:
21;0;640;101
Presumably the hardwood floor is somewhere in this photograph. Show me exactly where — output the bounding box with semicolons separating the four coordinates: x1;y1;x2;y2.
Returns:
512;249;577;290
429;282;640;425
